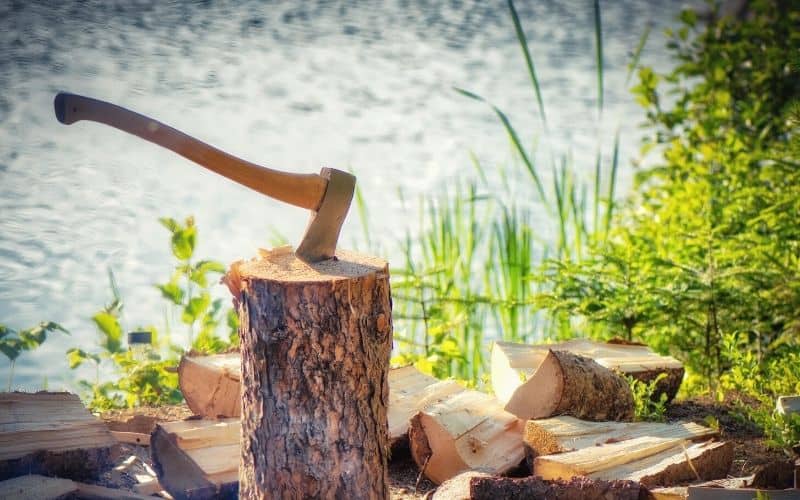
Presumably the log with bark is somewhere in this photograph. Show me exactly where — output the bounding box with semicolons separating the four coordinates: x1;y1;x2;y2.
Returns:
491;339;684;412
226;248;393;499
178;351;462;445
0;392;117;481
387;365;465;447
493;347;634;421
468;475;643;500
178;352;241;419
408;389;526;485
0;474;155;499
523;416;718;457
534;436;733;487
149;418;239;500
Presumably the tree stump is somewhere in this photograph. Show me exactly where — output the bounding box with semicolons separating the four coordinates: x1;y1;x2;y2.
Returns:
225;247;392;499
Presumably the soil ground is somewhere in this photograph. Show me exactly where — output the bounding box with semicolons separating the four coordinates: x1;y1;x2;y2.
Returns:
93;398;795;498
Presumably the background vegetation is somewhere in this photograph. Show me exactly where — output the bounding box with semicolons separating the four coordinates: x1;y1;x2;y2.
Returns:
1;0;798;451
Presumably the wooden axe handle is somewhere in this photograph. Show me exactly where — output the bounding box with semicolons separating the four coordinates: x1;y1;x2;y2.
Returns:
54;93;326;211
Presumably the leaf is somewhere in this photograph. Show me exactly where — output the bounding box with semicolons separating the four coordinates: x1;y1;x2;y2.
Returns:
93;312;123;353
159;217;180;233
0;340;21;361
171;225;196;261
156;281;184;305
182;293;211;324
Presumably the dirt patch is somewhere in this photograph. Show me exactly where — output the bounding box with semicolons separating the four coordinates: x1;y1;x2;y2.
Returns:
666;395;790;478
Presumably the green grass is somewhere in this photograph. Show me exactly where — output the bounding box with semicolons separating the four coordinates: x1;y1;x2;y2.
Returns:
388;0;650;383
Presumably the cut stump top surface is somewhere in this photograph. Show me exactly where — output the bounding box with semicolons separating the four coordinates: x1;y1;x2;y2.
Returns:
233;247;388;283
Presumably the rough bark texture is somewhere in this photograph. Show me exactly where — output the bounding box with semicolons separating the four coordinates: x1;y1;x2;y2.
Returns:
468;476;642;500
628;367;685;404
548;350;634;421
231;249;392;499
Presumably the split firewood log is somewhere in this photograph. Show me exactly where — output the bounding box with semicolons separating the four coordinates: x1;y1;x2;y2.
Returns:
468;475;642;500
0;392;117;481
523;416;717;457
149;418;239;500
178;351;462;445
408;389;526;484
494;348;634;421
534;436;733;487
178;352;241;419
492;339;684;410
388;366;465;447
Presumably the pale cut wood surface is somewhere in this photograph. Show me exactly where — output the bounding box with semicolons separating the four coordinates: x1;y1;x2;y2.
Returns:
408;389;525;485
591;440;733;486
387;366;464;445
150;418;239;500
502;349;634;421
0;474;76;500
492;339;684;408
524;416;717;456
534;434;732;487
0;392;116;480
178;352;241;419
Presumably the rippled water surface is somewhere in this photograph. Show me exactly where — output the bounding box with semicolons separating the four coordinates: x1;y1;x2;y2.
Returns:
0;0;698;388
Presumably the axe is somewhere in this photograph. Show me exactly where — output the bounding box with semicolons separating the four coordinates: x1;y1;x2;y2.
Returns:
53;92;355;263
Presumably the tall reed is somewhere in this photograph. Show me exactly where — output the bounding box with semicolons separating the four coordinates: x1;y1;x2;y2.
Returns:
390;0;649;383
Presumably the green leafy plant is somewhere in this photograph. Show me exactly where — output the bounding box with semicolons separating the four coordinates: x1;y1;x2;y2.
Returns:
535;0;800;388
156;216;238;351
0;322;68;390
68;217;237;410
719;333;800;450
626;373;668;422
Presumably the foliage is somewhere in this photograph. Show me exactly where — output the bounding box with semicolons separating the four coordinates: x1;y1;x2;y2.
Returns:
0;322;68;390
719;333;800;450
536;0;800;385
391;0;637;381
626;373;668;422
68;217;237;410
156;216;238;350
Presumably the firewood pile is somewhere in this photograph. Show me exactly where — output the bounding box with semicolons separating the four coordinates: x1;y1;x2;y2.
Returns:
0;339;797;499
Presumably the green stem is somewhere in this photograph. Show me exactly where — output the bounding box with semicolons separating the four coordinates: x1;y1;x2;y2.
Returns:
8;360;15;391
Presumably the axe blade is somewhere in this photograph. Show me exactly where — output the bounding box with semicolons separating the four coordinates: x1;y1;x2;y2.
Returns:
295;168;356;263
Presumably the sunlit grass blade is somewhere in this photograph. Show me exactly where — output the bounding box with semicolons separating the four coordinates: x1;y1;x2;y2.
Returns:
594;0;604;116
508;0;548;128
604;128;621;235
626;24;651;85
454;87;547;202
348;166;371;250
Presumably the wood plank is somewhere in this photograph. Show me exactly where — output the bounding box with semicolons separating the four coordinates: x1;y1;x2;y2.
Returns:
592;440;733;487
0;475;76;500
499;349;634;421
408;389;525;484
468;475;642;500
534;436;732;487
776;395;800;416
110;431;149;446
388;367;464;445
0;392;116;481
150;418;239;500
687;486;800;499
179;353;241;419
524;416;717;456
74;481;157;499
492;339;684;414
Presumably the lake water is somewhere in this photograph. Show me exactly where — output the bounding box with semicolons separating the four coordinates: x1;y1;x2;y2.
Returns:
0;0;699;389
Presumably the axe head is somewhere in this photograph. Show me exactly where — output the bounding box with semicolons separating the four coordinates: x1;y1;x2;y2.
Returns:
295;168;356;263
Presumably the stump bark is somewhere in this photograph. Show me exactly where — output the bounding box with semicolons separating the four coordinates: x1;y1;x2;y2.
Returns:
226;248;392;499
